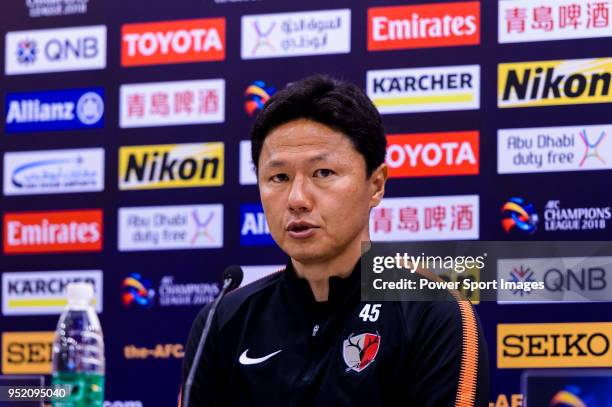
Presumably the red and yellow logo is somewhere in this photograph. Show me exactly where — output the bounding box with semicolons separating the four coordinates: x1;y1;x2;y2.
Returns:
368;2;480;51
3;209;103;254
121;18;226;66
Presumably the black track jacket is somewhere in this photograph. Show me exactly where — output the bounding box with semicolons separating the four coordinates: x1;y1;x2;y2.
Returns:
181;259;489;406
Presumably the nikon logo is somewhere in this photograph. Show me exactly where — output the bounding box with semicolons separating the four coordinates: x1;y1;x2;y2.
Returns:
497;322;612;368
498;58;612;108
119;142;224;190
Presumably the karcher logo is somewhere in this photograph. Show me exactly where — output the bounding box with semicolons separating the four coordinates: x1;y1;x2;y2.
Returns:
499;58;612;108
119;142;224;190
497;322;612;368
1;331;54;374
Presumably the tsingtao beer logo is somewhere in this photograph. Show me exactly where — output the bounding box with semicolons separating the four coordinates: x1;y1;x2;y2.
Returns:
370;195;479;241
498;58;612;108
118;143;224;190
499;0;612;44
119;79;225;128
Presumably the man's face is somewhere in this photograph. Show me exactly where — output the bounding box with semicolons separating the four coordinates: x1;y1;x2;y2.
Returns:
258;118;386;265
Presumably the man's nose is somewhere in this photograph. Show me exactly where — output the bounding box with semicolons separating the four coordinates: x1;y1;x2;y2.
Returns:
287;174;312;213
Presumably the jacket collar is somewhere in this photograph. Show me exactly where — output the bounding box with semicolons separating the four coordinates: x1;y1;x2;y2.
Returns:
281;257;361;313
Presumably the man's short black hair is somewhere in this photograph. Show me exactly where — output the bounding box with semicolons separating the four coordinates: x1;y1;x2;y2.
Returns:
251;74;387;178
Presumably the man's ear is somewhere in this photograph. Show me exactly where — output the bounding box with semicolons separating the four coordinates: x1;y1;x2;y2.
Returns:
369;163;387;208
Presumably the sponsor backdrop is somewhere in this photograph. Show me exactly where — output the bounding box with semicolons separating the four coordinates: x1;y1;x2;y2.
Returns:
0;0;611;405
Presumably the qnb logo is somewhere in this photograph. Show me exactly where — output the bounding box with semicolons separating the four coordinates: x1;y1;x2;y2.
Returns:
499;58;612;108
508;266;536;296
121;273;155;308
501;197;539;234
386;132;479;177
42;36;98;62
244;80;276;116
17;39;37;64
6;26;106;75
121;18;226;66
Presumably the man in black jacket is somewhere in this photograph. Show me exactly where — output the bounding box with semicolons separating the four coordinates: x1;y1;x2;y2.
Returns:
181;74;489;406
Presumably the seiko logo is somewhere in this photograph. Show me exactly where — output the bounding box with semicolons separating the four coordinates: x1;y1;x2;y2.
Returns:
502;333;609;358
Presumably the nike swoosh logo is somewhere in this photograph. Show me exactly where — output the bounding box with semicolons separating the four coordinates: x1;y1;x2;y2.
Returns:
239;349;282;365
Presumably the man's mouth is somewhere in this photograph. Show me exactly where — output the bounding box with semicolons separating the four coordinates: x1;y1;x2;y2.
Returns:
286;222;319;239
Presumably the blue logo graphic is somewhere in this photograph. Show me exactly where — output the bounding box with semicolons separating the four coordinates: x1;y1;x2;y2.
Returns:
240;204;275;246
17;39;37;64
5;87;104;133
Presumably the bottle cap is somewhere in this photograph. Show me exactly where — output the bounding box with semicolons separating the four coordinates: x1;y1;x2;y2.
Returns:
67;282;94;306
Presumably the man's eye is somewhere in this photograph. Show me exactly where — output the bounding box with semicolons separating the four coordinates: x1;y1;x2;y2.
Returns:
314;169;335;178
270;173;289;182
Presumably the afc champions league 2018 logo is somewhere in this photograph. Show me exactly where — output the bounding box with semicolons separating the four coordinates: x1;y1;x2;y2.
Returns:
501;197;539;234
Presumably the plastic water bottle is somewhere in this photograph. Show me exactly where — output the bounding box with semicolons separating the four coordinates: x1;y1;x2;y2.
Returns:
52;282;105;406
